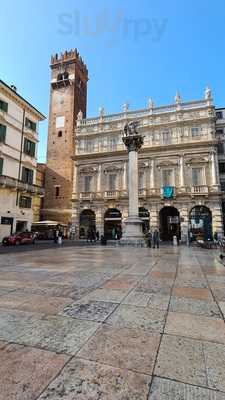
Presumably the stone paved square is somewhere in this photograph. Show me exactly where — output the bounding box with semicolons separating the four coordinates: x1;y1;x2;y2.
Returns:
0;343;69;400
62;300;118;322
77;324;160;374
0;245;225;399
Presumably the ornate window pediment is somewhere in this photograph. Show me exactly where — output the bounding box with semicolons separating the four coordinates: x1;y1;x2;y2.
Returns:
79;166;98;175
138;161;148;169
156;160;178;168
103;164;122;174
185;156;208;165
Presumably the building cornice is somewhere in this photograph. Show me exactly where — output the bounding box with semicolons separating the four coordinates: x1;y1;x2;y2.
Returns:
0;80;46;120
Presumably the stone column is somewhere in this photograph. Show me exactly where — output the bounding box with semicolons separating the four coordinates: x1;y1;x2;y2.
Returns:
180;155;184;187
211;151;217;186
95;209;103;235
128;150;139;216
123;161;127;190
97;164;102;194
179;205;189;243
72;163;78;198
150;158;155;189
120;121;145;246
150;206;158;229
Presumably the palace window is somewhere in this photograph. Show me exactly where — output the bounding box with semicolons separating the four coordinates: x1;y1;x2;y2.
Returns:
219;162;225;174
0;124;6;142
192;167;203;186
19;196;32;208
221;181;225;192
0;158;3;175
24;138;36;157
108;174;117;191
162;169;173;186
58;130;62;137
216;129;223;135
0;99;8;113
191;127;200;137
21;167;33;184
84;175;92;192
162;131;170;144
57;73;63;81
139;172;144;189
109;137;117;151
216;111;223;120
25;118;36;132
86;140;94;152
218;143;224;155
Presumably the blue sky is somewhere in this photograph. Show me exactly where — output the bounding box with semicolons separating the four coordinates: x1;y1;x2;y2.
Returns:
1;0;225;162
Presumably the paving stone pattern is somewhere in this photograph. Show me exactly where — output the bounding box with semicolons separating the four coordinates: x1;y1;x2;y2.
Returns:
0;245;225;399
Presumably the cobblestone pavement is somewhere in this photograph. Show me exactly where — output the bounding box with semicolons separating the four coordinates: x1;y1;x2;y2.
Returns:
0;245;225;399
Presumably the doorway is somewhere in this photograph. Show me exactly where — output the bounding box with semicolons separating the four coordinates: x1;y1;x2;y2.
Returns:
16;221;27;233
139;207;150;233
104;208;122;239
159;206;180;241
79;209;96;239
189;206;212;241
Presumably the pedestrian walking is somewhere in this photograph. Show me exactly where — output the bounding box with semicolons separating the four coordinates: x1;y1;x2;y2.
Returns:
87;228;92;243
147;230;152;248
91;229;96;243
54;228;59;244
153;228;159;249
58;230;63;245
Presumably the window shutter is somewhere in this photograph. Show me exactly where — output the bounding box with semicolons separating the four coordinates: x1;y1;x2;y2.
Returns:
21;167;26;182
29;169;33;184
0;100;8;113
31;121;36;132
23;138;28;153
31;141;36;157
0;158;3;175
0;124;6;142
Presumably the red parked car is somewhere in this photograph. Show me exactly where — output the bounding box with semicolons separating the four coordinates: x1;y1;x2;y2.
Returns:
2;231;36;246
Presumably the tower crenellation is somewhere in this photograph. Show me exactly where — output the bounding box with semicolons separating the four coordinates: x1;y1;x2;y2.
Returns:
50;49;88;74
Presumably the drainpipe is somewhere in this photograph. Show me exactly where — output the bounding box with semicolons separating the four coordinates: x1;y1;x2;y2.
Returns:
16;108;25;205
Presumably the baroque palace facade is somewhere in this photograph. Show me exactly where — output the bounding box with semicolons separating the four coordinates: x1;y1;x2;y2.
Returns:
72;90;223;241
43;49;224;241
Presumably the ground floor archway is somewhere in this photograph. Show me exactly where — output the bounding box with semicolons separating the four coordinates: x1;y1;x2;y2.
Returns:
189;206;212;241
104;208;122;239
139;207;150;233
159;206;180;241
79;209;96;239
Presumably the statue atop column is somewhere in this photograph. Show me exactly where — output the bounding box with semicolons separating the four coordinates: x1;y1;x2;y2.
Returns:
120;121;146;246
122;121;144;152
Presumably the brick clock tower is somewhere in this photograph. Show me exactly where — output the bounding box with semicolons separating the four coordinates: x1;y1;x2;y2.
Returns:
43;49;88;224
